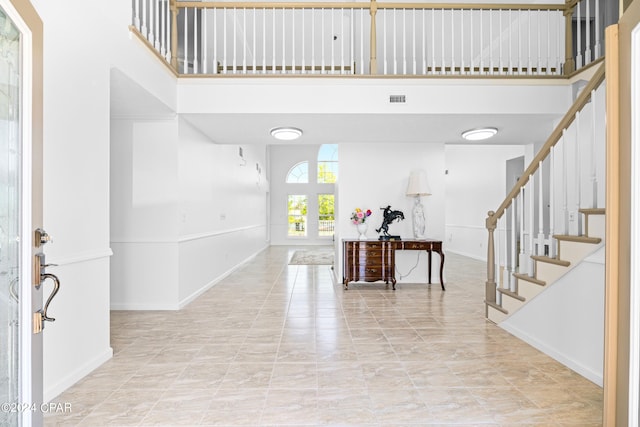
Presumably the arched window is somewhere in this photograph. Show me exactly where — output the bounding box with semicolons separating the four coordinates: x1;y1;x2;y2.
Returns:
317;144;338;183
286;161;309;183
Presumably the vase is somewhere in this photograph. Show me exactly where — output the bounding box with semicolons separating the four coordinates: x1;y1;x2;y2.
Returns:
357;222;368;240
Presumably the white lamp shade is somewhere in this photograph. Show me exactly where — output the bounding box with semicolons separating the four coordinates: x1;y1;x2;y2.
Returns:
406;170;431;196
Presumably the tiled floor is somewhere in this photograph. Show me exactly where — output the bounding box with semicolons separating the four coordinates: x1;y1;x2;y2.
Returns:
46;247;603;426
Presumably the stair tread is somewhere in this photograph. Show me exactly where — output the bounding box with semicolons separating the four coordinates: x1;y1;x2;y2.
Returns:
485;300;508;314
513;272;546;286
553;234;602;244
579;208;605;215
531;255;571;267
497;288;526;301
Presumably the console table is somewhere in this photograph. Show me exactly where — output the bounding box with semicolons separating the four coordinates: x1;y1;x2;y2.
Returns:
342;239;445;291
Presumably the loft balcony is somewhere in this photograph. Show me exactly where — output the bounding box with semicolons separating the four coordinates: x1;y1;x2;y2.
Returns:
130;0;609;78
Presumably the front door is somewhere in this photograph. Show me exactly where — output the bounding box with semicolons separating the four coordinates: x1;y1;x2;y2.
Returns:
0;1;44;426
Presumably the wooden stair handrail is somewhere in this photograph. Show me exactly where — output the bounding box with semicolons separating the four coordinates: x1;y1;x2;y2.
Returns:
486;62;606;229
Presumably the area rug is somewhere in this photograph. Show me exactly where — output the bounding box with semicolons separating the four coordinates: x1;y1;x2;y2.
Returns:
289;249;334;265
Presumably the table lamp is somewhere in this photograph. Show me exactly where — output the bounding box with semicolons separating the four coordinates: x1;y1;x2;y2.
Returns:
406;170;431;238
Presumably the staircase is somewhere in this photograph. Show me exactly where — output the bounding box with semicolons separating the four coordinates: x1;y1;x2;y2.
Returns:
487;208;605;323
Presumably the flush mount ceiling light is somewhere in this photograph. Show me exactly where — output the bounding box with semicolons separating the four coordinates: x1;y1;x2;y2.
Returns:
461;127;498;141
270;127;303;141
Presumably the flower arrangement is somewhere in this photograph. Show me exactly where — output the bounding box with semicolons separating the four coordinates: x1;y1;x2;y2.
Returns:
351;208;372;224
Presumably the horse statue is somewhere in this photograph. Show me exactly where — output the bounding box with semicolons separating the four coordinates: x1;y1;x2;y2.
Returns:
376;205;405;237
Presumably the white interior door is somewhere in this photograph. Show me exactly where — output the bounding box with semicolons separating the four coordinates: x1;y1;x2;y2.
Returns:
0;1;43;426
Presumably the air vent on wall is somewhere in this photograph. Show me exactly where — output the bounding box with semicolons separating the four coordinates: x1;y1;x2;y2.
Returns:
389;95;406;103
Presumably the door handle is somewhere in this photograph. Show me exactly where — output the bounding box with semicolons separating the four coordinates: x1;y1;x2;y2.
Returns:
40;273;60;323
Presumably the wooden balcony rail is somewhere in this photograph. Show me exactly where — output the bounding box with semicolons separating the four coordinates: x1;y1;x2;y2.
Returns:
130;0;605;77
484;62;606;313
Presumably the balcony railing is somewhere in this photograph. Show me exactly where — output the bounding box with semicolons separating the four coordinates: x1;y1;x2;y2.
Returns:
131;0;605;77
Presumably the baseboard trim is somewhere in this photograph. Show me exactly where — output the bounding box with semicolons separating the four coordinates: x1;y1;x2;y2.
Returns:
445;248;486;262
178;244;269;309
500;322;603;387
44;347;113;403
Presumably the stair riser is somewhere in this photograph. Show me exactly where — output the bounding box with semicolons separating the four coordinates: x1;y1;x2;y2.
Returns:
535;261;569;284
587;214;606;239
487;305;508;323
517;280;545;301
558;240;601;265
501;293;524;314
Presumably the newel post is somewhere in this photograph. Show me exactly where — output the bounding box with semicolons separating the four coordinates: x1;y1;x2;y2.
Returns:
170;0;179;71
485;211;497;307
563;0;576;75
369;0;378;74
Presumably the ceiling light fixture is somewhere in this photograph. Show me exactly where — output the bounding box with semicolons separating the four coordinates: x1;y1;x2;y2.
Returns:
270;127;303;141
461;127;498;141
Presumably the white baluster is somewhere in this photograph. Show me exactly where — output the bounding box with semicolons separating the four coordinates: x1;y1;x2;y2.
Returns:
192;8;198;74
202;8;207;74
591;89;598;207
241;8;246;74
142;0;148;41
489;10;493;75
440;9;445;74
155;0;161;50
460;10;464;74
282;8;286;74
595;0;601;58
549;146;557;258
301;9;305;74
519;186;526;275
183;8;188;73
252;8;256;74
402;9;407;75
430;9;435;74
149;0;155;44
213;8;217;74
576;2;582;69
341;8;345;75
233;8;237;74
508;9;513;75
527;9;532;74
223;8;227;74
330;8;335;74
134;0;141;29
573;111;583;235
321;9;325;74
412;9;416;74
479;9;483;73
546;10;550;75
393;9;398;75
510;196;517;292
262;9;267;74
537;161;545;256
160;0;165;57
165;0;171;62
469;9;473;74
496;216;502;305
557;10;562;74
520;181;535;277
312;9;316;74
350;9;354;75
517;10;522;74
292;9;296;74
585;0;591;64
562;128;569;233
421;9;426;74
360;9;364;74
450;9;454;74
502;213;508;292
383;10;387;75
272;9;276;74
499;11;503;74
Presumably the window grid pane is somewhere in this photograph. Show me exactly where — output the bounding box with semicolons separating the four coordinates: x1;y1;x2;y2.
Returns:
318;194;335;237
288;195;307;236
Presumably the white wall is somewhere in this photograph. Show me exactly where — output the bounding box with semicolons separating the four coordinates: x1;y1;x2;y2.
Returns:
31;0;113;401
111;117;269;310
269;144;336;246
444;145;526;261
501;247;605;386
337;142;445;284
177;119;269;305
